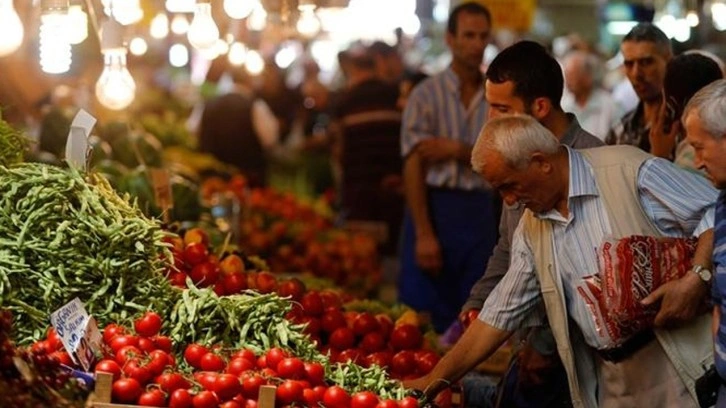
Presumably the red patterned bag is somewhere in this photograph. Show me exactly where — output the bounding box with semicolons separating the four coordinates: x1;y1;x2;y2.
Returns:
578;235;697;347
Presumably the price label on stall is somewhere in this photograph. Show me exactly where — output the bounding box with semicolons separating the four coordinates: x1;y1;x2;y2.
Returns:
49;298;103;371
64;109;97;171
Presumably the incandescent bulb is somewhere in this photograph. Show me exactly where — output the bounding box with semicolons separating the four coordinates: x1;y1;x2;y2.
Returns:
0;0;24;57
228;42;247;66
150;12;169;39
67;5;88;45
296;6;320;37
245;50;264;75
102;0;143;26
247;4;267;31
170;14;189;35
129;37;148;56
96;48;136;110
224;0;256;19
166;0;194;13
188;3;219;51
169;43;189;67
39;3;71;74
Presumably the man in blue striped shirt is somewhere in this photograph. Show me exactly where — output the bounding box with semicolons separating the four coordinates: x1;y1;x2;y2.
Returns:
683;79;726;406
399;2;498;333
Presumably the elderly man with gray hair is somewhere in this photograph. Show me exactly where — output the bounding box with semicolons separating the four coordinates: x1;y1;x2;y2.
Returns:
683;79;726;406
405;114;718;408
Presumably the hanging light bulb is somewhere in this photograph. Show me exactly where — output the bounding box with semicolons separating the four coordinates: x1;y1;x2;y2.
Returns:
224;0;257;19
245;50;264;75
169;43;189;67
247;4;267;31
129;37;148;56
166;0;195;13
188;2;219;51
0;0;23;57
67;5;88;45
228;42;247;66
40;0;71;74
101;0;143;26
150;12;169;39
170;14;189;35
296;4;320;37
96;19;136;110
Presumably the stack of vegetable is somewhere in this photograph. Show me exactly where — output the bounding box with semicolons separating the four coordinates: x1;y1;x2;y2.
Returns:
0;111;29;167
0;163;177;343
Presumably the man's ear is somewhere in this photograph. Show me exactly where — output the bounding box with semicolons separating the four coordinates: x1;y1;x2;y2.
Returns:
530;97;552;121
530;152;552;173
445;31;454;49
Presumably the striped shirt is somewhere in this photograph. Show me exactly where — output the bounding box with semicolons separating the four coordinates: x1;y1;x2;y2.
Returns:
400;67;489;190
712;191;726;379
479;147;717;349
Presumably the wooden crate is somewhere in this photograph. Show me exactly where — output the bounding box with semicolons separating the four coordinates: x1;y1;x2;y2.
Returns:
89;372;277;408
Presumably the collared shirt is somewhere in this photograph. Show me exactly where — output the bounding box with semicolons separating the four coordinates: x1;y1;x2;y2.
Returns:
400;67;489;190
605;102;650;152
562;89;626;142
479;147;717;349
712;191;726;379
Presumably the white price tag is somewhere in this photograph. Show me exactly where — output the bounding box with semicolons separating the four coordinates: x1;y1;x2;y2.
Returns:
65;109;97;170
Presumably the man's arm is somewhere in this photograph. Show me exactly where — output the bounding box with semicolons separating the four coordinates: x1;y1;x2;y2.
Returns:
404;149;441;273
403;320;512;399
416;138;472;165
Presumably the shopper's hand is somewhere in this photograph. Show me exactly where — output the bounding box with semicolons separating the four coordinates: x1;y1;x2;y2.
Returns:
641;272;708;327
416;234;443;276
517;344;559;386
649;103;680;160
416;139;461;163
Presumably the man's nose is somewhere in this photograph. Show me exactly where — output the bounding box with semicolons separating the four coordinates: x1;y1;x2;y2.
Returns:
502;192;518;206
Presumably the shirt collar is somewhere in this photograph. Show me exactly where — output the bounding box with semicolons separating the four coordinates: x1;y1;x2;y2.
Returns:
443;67;460;93
566;146;599;198
560;113;583;147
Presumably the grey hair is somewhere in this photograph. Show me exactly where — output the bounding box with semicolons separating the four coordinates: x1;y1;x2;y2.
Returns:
471;115;561;173
565;50;604;85
682;78;726;140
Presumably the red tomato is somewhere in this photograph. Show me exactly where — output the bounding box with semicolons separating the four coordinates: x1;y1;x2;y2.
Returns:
351;391;380;408
264;348;287;372
461;309;480;328
200;352;226;372
95;359;122;381
241;373;266;399
147;350;172;376
115;345;142;365
222;273;248;295
138;337;156;354
276;357;305;379
300;316;322;336
319;290;342;309
365;351;393;369
414;350;440;375
376;400;399;408
231;349;257;362
398;396;419;408
30;341;48;357
157;372;190;392
329;327;355;350
353;313;380;336
276;380;304;404
196;371;218;390
109;335;139;353
390;325;422;350
112;378;142;403
135;311;163;337
226;357;255;376
138;389;166;406
193;390;219;408
103;324;126;344
46;328;64;351
338;348;364;365
321;309;347;333
123;359;152;384
255;271;278;294
190;262;220;288
169;389;193;408
304;362;325;385
184;242;209;266
391;351;416;376
214;373;242;401
50;351;73;366
375;314;394;340
360;332;386;353
300;291;324;316
303;387;322;406
276;278;305;301
184;344;210;369
220;401;242;408
169;271;188;288
152;335;173;353
323;386;351;408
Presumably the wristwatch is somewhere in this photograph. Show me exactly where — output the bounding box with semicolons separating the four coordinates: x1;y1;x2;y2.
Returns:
693;265;713;284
